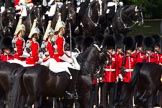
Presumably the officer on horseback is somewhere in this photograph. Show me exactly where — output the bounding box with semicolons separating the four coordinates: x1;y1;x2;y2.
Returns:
106;0;123;27
14;0;34;16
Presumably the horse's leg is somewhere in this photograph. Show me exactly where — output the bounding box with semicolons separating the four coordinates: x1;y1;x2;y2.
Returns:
26;95;36;108
78;90;91;108
19;95;27;108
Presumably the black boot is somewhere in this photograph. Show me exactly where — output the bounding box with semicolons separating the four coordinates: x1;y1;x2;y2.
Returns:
64;68;79;100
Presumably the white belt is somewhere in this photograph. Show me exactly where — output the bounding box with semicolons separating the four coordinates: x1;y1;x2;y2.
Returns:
104;69;116;72
125;69;133;72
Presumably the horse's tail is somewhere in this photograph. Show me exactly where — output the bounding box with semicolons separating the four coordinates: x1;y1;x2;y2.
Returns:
8;67;26;108
129;63;143;89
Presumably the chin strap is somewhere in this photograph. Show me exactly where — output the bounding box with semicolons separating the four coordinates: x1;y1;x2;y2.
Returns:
93;44;101;52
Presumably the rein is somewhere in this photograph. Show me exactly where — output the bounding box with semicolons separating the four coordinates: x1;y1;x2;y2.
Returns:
87;2;100;27
0;13;3;30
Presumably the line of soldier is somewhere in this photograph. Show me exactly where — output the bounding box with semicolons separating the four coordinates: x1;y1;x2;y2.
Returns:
91;34;162;108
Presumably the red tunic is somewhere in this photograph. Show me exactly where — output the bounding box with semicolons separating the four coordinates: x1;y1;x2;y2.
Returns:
13;36;25;60
115;53;124;78
132;52;145;63
143;54;157;63
14;0;19;7
52;34;65;62
102;54;116;82
152;53;161;64
0;54;14;62
26;41;39;64
123;56;136;83
46;41;55;58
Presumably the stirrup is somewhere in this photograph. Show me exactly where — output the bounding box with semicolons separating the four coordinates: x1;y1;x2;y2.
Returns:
65;91;78;100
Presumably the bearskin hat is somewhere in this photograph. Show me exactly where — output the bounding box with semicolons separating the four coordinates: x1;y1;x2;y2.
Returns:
0;36;13;50
152;34;161;47
114;34;124;49
103;35;115;50
123;36;135;51
134;34;144;47
94;33;104;46
82;36;94;51
143;37;154;51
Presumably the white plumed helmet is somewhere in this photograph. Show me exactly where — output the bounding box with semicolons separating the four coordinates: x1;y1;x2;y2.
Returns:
54;21;65;32
54;13;65;32
31;27;40;36
14;24;26;35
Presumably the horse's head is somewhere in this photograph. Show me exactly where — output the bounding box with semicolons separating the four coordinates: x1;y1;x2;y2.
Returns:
3;7;16;28
78;40;110;75
1;7;17;36
129;5;143;26
60;1;76;25
122;5;143;27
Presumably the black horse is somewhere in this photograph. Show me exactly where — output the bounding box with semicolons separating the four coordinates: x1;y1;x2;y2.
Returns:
60;1;77;36
0;61;25;108
111;5;143;36
10;36;110;108
116;62;162;108
0;7;17;37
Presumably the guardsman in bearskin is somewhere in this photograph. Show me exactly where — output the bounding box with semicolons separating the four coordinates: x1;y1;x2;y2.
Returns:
25;23;40;65
12;24;26;60
132;35;145;63
152;34;161;64
99;35;116;108
113;34;124;104
119;36;136;108
143;37;157;63
0;36;14;62
114;34;124;82
142;36;156;108
151;34;161;107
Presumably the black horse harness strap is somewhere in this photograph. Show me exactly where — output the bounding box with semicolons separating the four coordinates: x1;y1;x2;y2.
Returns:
118;6;139;29
87;2;100;27
0;13;3;30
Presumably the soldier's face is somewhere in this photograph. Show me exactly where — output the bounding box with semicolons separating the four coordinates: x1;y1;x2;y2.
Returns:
137;46;142;52
3;48;11;55
154;46;160;52
117;48;123;53
107;49;113;54
126;50;132;55
20;30;26;36
146;50;152;55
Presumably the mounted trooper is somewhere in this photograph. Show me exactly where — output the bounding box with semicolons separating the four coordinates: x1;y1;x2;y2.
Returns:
14;0;34;17
41;13;80;73
43;0;63;19
106;0;123;27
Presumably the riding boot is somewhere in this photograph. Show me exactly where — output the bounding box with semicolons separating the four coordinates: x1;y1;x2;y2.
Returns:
65;68;79;100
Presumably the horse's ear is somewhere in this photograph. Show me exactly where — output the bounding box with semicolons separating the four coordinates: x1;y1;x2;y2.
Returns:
138;4;142;11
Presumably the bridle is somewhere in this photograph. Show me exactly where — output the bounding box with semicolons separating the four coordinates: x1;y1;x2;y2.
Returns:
78;44;109;75
118;6;143;29
87;1;101;27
